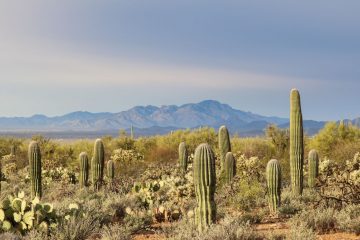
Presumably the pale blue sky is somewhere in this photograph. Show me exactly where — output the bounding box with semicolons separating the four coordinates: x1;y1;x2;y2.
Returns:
0;1;359;120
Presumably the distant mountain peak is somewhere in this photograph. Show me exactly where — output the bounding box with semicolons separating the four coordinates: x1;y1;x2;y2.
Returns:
0;100;345;137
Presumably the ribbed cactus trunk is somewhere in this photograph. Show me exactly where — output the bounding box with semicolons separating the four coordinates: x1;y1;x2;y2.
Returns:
290;89;304;196
218;125;231;170
178;142;188;173
91;139;105;191
194;143;216;232
266;159;281;213
29;141;42;199
107;160;115;181
308;149;319;188
130;125;134;139
224;152;236;184
10;145;16;156
79;152;89;188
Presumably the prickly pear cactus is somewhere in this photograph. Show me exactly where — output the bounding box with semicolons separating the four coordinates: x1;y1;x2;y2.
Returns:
91;139;105;190
178;142;188;173
224;152;236;184
308;149;319;188
290;89;304;196
107;160;115;181
79;152;89;187
266;159;281;213
29;141;42;199
219;126;231;170
193;143;216;232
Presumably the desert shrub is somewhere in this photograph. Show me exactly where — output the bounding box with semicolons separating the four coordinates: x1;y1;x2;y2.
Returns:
309;122;360;163
165;216;261;240
287;221;316;240
335;204;360;234
0;232;22;240
232;136;274;160
49;208;101;240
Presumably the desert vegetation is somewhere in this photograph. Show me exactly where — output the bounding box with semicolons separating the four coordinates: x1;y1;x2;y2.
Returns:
0;89;360;240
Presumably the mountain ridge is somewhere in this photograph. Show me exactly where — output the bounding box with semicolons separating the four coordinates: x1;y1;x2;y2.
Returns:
0;100;357;137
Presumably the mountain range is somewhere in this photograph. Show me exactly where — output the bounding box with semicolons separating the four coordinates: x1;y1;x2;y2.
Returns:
0;100;358;138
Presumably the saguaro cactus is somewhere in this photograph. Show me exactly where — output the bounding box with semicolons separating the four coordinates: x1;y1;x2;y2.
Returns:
107;160;115;181
308;149;319;188
91;138;105;190
224;152;236;184
79;152;89;187
178;142;188;172
266;159;281;213
290;88;304;196
29;141;42;199
218;125;231;170
10;145;16;156
130;125;134;139
193;143;216;232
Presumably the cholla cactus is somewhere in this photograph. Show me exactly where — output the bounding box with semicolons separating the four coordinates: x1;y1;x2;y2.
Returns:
218;126;231;170
266;159;281;213
107;160;115;181
224;152;236;184
178;142;188;173
29;141;42;199
79;152;89;187
290;89;304;196
193;143;216;232
308;149;319;188
91;139;105;190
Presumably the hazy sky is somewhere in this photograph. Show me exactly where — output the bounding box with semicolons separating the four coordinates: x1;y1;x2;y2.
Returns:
0;1;359;121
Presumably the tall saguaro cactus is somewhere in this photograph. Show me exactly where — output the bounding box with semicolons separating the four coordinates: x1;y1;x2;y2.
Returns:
308;149;319;188
130;125;134;139
29;141;42;199
107;160;115;181
266;159;281;213
79;152;89;187
91;138;105;190
224;152;236;184
178;142;188;172
194;143;216;232
218;125;231;170
290;88;304;196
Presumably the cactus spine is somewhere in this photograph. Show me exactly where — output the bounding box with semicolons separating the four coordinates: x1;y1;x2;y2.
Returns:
91;139;105;190
29;141;42;199
308;149;319;188
194;143;216;232
79;152;89;187
107;160;115;181
266;159;281;213
290;89;304;196
218;125;231;170
224;152;236;184
178;142;188;172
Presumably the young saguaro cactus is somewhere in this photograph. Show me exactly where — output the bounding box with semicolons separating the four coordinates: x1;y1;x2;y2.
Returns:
91;138;105;190
308;149;319;188
290;88;304;196
193;143;216;232
29;141;42;199
107;160;115;181
266;159;281;213
79;152;89;187
224;152;236;184
178;142;188;172
218;125;231;170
